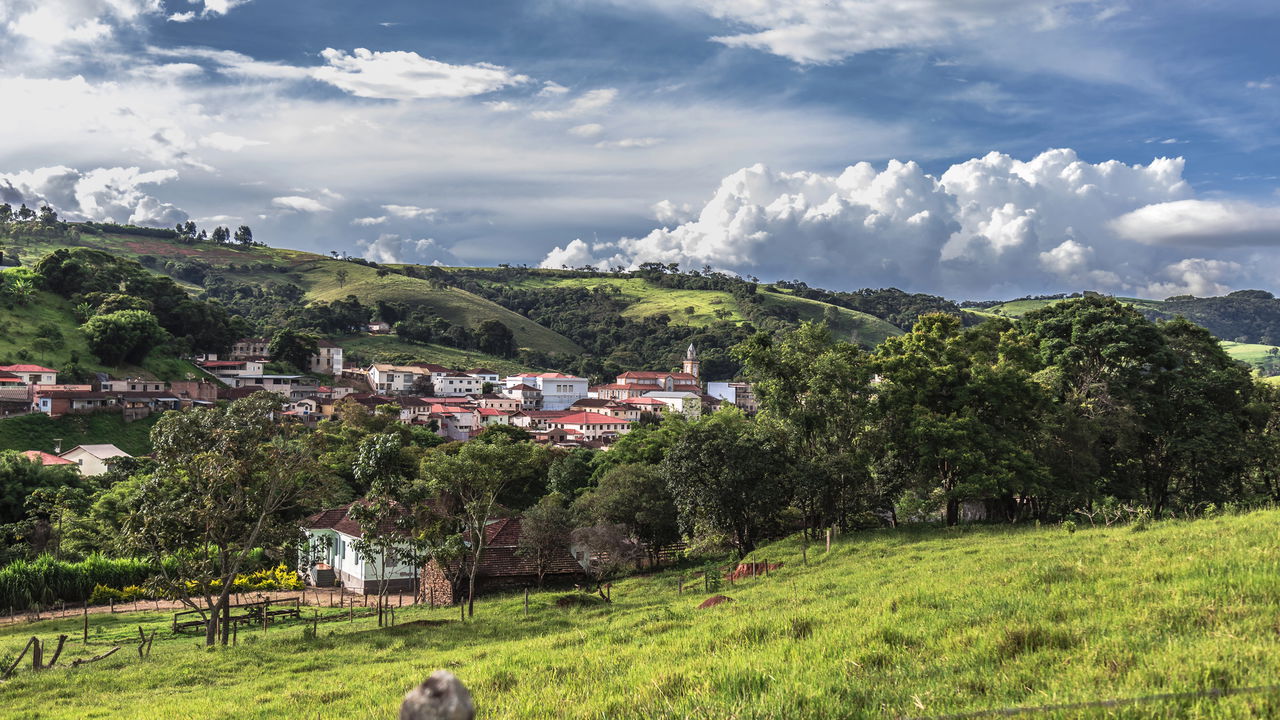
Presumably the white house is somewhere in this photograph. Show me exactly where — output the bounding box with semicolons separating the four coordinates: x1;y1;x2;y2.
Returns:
545;411;632;441
466;368;500;385
301;502;419;594
436;372;483;397
503;372;588;410
310;340;344;376
100;378;167;393
643;390;703;418
0;364;57;385
59;444;131;476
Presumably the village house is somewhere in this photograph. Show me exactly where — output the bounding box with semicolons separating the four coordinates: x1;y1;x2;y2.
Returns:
59;444;132;476
545;411;633;442
197;359;265;379
366;364;432;394
310;340;344;375
569;398;642;421
502;372;589;410
0;364;57;385
301;503;420;595
421;517;587;605
508;409;572;430
474;393;521;413
21;450;76;468
437;372;483;397
228;374;320;401
592;344;703;401
642;391;704;418
475;407;511;428
229;337;271;359
31;389;182;419
706;381;759;414
368;321;392;334
222;337;343;376
99;378;167;393
501;383;542;411
466;368;500;385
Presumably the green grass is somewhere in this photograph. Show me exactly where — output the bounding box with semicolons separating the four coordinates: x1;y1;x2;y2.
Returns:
0;412;159;456
0;291;98;371
983;296;1165;318
1220;341;1280;367
338;336;535;376
3;510;1278;718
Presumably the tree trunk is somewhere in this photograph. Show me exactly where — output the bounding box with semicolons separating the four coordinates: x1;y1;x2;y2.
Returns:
945;497;959;527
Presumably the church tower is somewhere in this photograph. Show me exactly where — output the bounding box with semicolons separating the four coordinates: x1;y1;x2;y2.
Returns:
682;343;700;380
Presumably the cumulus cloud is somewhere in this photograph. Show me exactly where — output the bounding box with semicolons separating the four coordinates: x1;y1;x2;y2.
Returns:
634;0;1101;64
1110;200;1280;247
352;216;387;226
0;165;187;226
541;149;1270;297
2;0;162;50
357;234;456;264
271;195;331;213
313;48;529;100
652;199;695;225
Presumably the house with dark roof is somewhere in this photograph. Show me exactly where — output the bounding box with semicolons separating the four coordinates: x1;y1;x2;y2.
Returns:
301;502;420;595
422;517;588;605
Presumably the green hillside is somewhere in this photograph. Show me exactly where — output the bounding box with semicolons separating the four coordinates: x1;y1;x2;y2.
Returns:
4;511;1278;719
339;335;535;376
982;296;1166;318
464;272;902;345
3;229;581;357
0;412;160;456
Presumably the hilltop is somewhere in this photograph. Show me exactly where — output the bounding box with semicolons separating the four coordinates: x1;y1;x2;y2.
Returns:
3;510;1277;719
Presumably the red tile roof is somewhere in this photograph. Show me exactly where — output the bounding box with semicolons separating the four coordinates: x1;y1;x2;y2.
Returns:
22;450;75;465
550;411;631;426
617;371;696;381
302;500;407;538
0;364;57;373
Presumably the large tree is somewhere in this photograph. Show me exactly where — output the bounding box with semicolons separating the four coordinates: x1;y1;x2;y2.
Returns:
126;394;332;645
517;493;573;587
268;329;320;372
661;409;790;557
80;309;167;365
418;438;539;617
573;463;679;565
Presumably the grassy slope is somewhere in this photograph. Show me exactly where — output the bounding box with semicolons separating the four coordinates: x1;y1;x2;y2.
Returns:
487;274;902;345
6;230;581;357
3;511;1278;719
0;412;159;455
982;296;1166;318
338;335;535;375
1220;341;1280;366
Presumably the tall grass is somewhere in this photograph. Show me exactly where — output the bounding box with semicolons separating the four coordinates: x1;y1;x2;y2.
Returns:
0;554;158;610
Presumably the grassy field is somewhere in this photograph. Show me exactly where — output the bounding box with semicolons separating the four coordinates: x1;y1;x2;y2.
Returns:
0;412;159;456
495;274;902;345
2;510;1277;719
338;335;535;375
2;230;582;357
1221;341;1280;367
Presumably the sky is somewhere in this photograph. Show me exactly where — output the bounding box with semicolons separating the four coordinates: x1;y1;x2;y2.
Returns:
1;0;1278;299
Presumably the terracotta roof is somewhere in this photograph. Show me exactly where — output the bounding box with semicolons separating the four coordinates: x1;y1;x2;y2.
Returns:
302;500;406;538
536;372;583;379
0;364;57;373
22;450;75;466
616;371;696;381
476;407;509;416
460;517;585;579
570;398;617;408
525;410;573;418
506;384;540;392
550;411;631;426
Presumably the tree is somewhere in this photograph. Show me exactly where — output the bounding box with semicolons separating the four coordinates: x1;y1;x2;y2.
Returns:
210;226;229;245
37;205;58;225
517;493;573;587
0;452;81;526
475;320;516;357
573;463;679;565
569;523;639;598
0;204;11;224
336;268;348;288
80;310;167;366
234;225;253;246
126;394;331;645
546;448;595;497
268;329;320;372
418;438;538;617
735;321;878;531
661;409;791;557
347;433;413;626
15;204;34;222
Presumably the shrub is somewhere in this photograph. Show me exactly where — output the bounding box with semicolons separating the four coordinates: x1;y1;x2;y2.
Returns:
1062;520;1077;534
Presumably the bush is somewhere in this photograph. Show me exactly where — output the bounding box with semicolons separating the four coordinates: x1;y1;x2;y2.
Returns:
1062;520;1077;534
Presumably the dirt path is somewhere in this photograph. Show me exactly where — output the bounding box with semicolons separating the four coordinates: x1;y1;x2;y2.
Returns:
0;587;423;628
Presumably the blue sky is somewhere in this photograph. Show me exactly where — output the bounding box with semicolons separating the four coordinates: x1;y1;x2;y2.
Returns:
1;0;1278;297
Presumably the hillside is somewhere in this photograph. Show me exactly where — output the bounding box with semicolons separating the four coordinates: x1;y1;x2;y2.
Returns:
0;412;160;456
3;511;1278;719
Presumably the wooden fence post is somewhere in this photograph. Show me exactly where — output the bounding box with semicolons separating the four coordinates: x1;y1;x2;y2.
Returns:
677;579;683;595
83;603;89;643
109;598;114;614
524;588;529;615
826;527;832;552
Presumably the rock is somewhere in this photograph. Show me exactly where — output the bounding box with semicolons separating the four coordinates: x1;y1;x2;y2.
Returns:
399;670;475;720
697;595;734;609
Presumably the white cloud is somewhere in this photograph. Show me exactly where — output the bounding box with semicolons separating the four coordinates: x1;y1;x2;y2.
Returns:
539;238;597;269
357;234;455;264
485;100;518;112
632;0;1101;65
2;0;161;51
595;137;663;149
1142;258;1242;298
167;11;196;22
568;123;604;138
538;81;569;97
198;132;266;152
352;216;387;226
541;149;1264;296
531;88;618;120
1246;77;1277;90
652;199;696;225
0;165;186;226
1110;199;1280;247
313;48;529;100
271;195;331;213
383;204;437;220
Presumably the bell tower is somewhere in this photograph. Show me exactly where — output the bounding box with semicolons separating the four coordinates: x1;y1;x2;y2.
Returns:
682;343;700;380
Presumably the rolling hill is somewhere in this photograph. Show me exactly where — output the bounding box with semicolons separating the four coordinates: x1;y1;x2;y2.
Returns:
3;510;1277;718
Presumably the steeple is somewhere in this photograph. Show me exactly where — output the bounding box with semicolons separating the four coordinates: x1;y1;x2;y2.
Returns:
682;343;700;380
